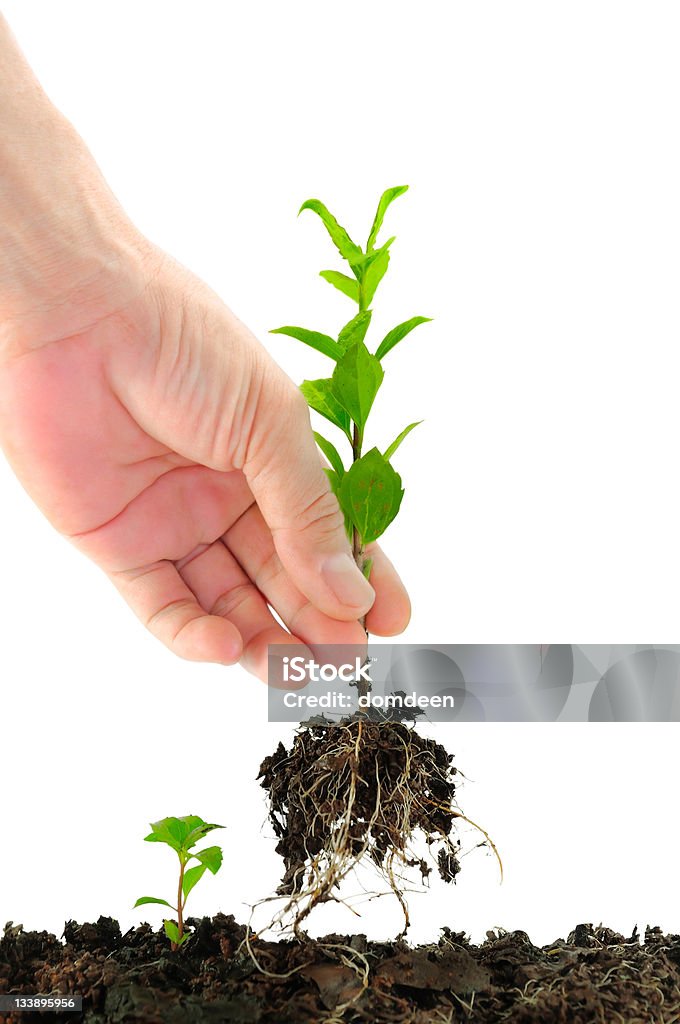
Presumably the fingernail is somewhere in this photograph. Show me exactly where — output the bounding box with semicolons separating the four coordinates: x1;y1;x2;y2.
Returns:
321;553;375;611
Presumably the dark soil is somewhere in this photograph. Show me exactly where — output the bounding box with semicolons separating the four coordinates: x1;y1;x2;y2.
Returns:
2;915;680;1023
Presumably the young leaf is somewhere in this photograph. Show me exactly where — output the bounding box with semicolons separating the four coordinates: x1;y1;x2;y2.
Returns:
331;342;384;430
182;864;207;900
325;469;353;541
338;311;372;352
183;820;224;851
133;896;174;910
164;920;181;945
319;269;360;304
270;326;341;362
144;818;185;852
362;557;373;580
363;246;391;308
300;379;352;439
366;185;409;252
384;421;423;461
177;932;192;948
338;448;404;544
375;316;432;361
195;846;223;874
313;431;345;478
298;199;364;264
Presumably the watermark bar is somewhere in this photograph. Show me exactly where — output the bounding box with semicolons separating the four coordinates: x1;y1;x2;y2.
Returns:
267;644;680;723
0;995;83;1012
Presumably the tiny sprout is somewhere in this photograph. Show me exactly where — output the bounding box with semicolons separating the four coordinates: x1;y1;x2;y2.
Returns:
133;815;224;950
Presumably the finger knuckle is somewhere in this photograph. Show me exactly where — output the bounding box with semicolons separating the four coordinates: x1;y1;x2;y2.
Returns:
294;488;345;538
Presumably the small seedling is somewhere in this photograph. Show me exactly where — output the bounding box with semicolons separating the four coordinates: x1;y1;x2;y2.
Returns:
134;815;224;950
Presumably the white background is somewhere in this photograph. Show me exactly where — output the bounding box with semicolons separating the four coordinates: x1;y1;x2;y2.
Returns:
1;1;679;946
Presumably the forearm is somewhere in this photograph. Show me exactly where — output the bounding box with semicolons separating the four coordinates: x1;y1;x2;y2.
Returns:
0;15;150;353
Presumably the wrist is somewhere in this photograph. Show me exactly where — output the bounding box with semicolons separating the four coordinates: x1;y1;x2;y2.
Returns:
0;16;156;355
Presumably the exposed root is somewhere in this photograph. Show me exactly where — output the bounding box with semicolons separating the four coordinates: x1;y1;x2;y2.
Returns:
257;718;484;938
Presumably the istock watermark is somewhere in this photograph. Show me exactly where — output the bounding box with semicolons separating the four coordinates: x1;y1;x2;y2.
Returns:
282;655;374;685
267;644;680;723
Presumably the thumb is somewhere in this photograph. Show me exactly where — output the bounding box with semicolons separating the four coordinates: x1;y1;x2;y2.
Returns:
244;369;374;620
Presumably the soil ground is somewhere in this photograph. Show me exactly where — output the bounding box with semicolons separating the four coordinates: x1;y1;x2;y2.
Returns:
2;915;679;1023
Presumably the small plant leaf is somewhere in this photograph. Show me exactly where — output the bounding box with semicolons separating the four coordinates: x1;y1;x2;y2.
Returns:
177;932;192;948
133;896;174;910
338;448;404;544
299;199;364;265
195;845;223;874
182;864;207;900
300;379;352;439
375;316;432;361
325;469;353;540
313;431;345;478
270;326;341;362
331;342;384;431
366;185;409;252
163;920;180;944
362;557;374;580
363;246;391;308
144;817;185;852
319;270;360;303
384;421;423;461
338;311;372;352
183;820;224;851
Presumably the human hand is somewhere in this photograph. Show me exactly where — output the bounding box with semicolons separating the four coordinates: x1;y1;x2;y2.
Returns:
0;241;411;680
0;14;410;680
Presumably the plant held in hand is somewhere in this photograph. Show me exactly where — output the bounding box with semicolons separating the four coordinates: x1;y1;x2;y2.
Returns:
134;815;224;950
258;188;498;938
271;185;431;631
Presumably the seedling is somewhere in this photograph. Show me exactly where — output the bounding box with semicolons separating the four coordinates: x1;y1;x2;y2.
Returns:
272;185;431;651
134;815;224;950
258;189;500;938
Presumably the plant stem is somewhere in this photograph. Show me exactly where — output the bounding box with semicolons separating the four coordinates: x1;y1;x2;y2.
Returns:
351;423;364;569
176;858;185;951
351;421;371;702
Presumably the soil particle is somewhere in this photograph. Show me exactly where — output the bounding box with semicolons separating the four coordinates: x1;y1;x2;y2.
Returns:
3;916;680;1023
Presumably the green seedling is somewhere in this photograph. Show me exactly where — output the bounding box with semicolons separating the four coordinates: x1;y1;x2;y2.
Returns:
272;185;431;617
133;815;224;950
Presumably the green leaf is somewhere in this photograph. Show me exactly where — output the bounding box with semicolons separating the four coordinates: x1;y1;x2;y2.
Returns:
366;186;409;252
338;311;372;352
325;469;353;541
195;845;223;874
183;820;224;851
384;421;423;461
338;448;404;544
319;270;360;304
144;818;185;852
182;864;207;900
133;896;174;910
331;342;384;430
164;920;180;944
145;816;223;853
270;326;341;361
375;316;432;361
177;932;192;948
300;379;352;439
299;199;364;264
325;467;339;491
363;246;391;308
362;557;373;581
314;432;345;478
